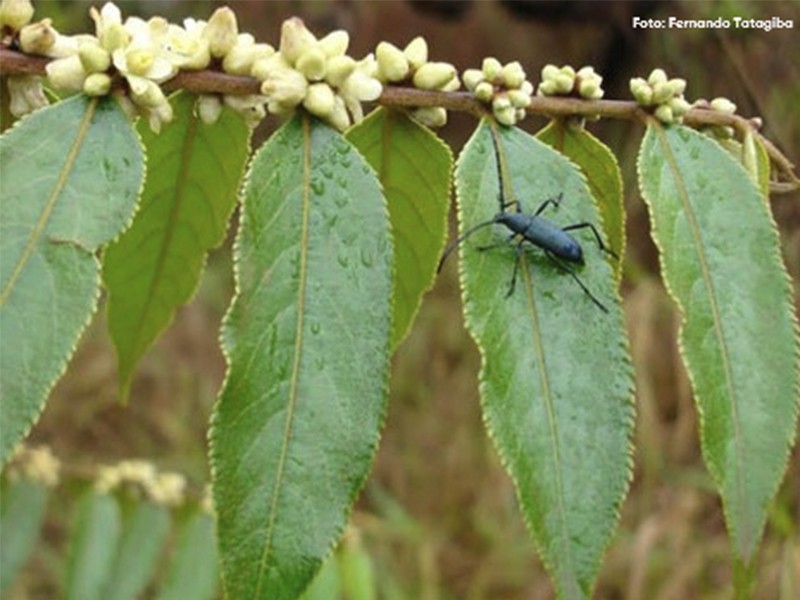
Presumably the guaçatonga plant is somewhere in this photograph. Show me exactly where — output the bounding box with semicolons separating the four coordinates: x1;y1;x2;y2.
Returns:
0;1;798;599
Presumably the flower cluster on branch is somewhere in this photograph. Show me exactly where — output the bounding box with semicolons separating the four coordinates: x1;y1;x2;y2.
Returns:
0;0;796;189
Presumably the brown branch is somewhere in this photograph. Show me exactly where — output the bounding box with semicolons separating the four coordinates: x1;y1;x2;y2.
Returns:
1;46;797;190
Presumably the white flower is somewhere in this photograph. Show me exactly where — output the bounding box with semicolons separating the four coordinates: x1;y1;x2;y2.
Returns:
164;22;210;70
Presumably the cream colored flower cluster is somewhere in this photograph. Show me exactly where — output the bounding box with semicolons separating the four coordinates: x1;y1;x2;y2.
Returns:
537;64;604;100
2;0;402;132
375;36;459;127
697;96;738;139
630;68;692;124
252;17;381;131
5;444;60;487
95;459;187;507
1;0;275;130
462;58;533;126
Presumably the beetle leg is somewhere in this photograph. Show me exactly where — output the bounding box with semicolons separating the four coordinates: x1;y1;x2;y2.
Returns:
544;250;609;313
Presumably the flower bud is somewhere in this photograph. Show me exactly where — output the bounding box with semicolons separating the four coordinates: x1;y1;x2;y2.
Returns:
710;97;736;114
102;22;129;52
669;96;692;116
492;94;511;111
554;72;574;94
495;105;517;126
462;68;484;91
413;61;456;90
629;77;652;105
79;40;111;73
146;101;173;134
559;65;576;79
261;67;308;106
441;76;461;93
19;19;56;55
412;106;447;128
341;69;382;101
541;64;560;81
403;36;428;70
83;72;112;96
303;82;335;117
668;78;687;97
251;53;290;81
45;55;86;91
537;79;558;96
501;61;526;88
578;79;603;100
325;55;356;87
654;103;674;123
223;94;267;127
6;75;48;117
647;68;667;86
328;95;350;131
197;94;222;124
651;81;672;104
0;0;34;31
482;57;502;81
318;30;349;58
296;47;327;81
507;88;531;108
129;76;167;108
475;81;494;102
204;7;238;58
280;17;317;65
224;38;274;76
376;41;409;82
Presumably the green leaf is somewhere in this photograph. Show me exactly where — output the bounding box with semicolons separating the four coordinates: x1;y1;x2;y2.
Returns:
102;501;171;600
65;491;122;600
637;123;800;562
210;115;392;600
337;533;376;600
156;511;218;600
0;480;48;594
346;108;451;348
103;92;250;399
301;556;342;600
454;121;634;599
0;96;144;464
537;120;625;281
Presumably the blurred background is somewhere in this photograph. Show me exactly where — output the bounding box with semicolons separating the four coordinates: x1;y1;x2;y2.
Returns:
8;0;800;598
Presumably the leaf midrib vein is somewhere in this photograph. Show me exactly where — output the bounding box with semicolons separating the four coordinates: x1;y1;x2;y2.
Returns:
655;125;745;526
255;117;312;597
1;98;97;306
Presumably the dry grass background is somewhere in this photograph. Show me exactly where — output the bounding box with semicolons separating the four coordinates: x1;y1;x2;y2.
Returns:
8;0;800;598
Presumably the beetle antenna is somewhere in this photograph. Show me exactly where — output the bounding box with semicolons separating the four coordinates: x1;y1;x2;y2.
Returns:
488;124;520;213
437;217;499;273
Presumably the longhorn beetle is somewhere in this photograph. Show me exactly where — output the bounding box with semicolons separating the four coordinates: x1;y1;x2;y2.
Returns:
438;128;617;312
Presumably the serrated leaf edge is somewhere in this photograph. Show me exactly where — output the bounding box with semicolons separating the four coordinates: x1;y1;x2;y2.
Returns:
636;121;800;561
0;96;146;466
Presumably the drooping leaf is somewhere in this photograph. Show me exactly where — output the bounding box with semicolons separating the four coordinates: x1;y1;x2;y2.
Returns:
156;511;218;600
0;96;144;464
102;501;171;600
210;115;393;600
346;108;451;348
103;92;250;399
0;480;48;594
65;491;122;600
537;120;625;281
454;120;634;599
637;123;800;563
